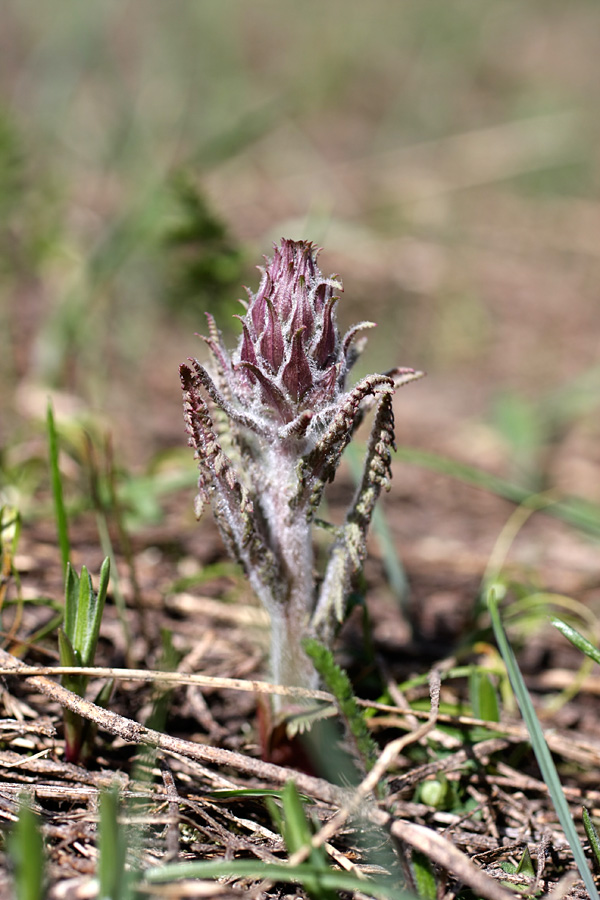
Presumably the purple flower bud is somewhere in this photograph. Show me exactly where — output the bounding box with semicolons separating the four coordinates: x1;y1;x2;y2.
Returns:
230;239;348;422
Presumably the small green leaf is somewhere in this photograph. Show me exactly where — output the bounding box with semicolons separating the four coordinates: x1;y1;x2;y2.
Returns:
74;566;93;660
411;850;437;900
64;558;110;667
515;846;535;877
57;628;78;667
469;668;500;722
60;559;110;765
583;808;600;872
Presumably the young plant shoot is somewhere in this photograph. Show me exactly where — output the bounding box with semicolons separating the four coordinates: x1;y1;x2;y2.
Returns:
59;558;112;763
181;239;421;700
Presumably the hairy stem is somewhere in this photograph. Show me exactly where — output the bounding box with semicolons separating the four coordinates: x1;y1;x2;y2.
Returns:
260;445;317;702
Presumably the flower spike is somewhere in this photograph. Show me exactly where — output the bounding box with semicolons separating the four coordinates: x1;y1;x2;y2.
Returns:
181;238;422;701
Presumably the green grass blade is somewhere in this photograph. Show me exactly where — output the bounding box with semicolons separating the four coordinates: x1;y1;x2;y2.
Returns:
98;784;129;900
488;587;599;900
9;796;46;900
583;808;600;872
551;617;600;665
84;555;110;663
396;446;600;537
280;781;313;855
280;781;336;900
144;858;414;899
265;794;283;837
411;850;438;900
47;402;71;574
208;787;313;801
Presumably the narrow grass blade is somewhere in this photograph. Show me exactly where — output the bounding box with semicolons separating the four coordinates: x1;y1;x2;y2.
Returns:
208;787;312;801
280;782;313;857
280;781;336;900
488;587;599;900
47;402;70;573
98;784;129;900
9;796;46;900
551;617;600;665
396;446;600;537
144;857;413;899
583;808;600;872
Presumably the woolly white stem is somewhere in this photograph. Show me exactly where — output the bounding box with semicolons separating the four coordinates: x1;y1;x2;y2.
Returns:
260;445;318;705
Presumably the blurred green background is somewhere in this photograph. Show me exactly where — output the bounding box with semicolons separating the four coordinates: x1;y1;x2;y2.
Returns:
1;1;599;493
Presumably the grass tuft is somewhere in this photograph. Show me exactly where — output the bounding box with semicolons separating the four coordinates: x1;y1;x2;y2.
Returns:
488;586;599;900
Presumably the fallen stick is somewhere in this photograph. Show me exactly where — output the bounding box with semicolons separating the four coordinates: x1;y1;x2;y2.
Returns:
0;647;342;805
